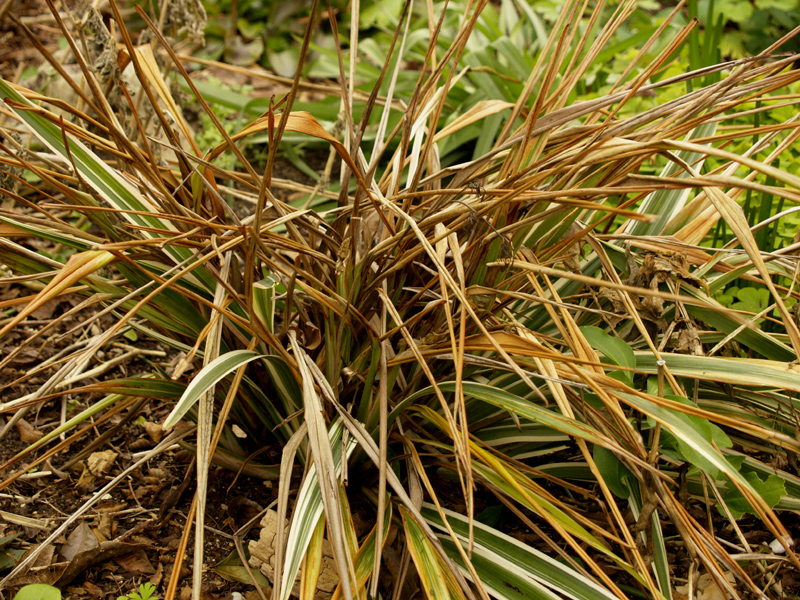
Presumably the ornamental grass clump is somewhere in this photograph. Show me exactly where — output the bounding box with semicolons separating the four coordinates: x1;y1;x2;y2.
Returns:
3;0;800;599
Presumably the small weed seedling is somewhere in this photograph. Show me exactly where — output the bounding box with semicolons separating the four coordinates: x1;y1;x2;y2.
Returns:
117;583;158;600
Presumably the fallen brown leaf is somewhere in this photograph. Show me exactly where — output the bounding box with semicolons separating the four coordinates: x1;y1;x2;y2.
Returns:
87;450;117;476
54;540;143;587
60;522;98;562
114;548;155;575
75;462;96;494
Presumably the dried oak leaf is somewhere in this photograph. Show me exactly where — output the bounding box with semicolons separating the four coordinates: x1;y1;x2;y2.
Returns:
86;450;118;476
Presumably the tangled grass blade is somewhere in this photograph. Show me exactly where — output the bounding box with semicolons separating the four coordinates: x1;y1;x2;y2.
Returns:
3;1;800;599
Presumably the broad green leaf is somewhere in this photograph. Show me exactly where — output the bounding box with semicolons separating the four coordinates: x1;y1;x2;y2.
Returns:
643;391;732;475
620;390;771;512
0;533;21;548
163;350;264;429
661;395;733;479
13;585;61;600
722;472;786;520
542;458;800;515
0;547;23;570
579;326;635;385
594;27;659;65
593;446;633;500
0;533;22;570
579;326;635;371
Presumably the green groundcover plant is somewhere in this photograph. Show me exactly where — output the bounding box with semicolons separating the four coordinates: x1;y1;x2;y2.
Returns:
3;1;800;600
12;584;61;600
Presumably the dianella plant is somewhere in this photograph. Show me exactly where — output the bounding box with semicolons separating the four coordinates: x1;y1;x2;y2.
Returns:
2;0;800;599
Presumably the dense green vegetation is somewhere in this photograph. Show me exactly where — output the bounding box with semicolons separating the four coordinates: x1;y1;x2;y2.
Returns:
3;1;800;599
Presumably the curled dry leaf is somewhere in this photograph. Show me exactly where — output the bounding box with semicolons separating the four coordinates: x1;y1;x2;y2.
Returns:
9;522;140;589
676;572;737;600
86;450;117;476
113;549;155;575
15;418;43;443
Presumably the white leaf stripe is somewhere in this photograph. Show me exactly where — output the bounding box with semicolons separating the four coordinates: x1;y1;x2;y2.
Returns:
162;350;264;429
422;505;619;600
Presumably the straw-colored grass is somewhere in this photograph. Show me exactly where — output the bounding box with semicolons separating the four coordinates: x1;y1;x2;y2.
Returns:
2;1;800;599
